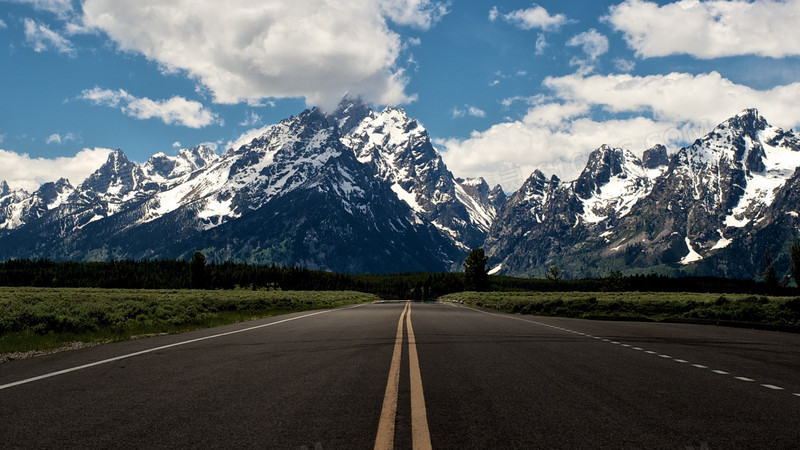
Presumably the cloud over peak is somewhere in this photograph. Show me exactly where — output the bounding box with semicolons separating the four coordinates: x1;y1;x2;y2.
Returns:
79;0;446;110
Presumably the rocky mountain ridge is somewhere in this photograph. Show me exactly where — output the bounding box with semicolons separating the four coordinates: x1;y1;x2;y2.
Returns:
2;105;799;278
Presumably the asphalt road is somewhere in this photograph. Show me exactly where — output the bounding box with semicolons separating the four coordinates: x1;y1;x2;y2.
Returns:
2;301;799;449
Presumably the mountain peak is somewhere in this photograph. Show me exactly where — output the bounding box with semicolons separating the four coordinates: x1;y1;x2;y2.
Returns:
0;180;9;196
643;144;669;169
575;146;641;198
331;96;373;133
721;108;769;135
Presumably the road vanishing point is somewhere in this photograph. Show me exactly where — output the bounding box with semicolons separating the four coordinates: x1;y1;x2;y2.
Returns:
2;301;799;448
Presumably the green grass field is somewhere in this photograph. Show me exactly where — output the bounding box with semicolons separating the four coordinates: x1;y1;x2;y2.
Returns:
0;287;378;355
440;291;800;329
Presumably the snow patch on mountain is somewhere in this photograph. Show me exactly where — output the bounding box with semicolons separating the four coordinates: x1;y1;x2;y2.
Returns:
724;127;800;228
680;237;703;265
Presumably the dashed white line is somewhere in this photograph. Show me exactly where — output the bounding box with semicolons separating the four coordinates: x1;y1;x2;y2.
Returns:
459;306;799;401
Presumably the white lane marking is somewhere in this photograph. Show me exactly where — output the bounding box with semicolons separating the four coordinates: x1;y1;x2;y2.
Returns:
0;304;367;392
459;305;800;400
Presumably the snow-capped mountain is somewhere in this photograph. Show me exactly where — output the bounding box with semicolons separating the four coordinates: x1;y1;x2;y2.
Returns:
339;99;500;250
486;108;800;279
2;104;798;278
0;103;464;272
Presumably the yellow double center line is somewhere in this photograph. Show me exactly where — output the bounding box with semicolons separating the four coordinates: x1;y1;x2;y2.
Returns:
374;302;432;450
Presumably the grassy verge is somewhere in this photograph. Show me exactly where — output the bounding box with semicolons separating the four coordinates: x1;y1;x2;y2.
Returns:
0;287;378;355
440;291;800;330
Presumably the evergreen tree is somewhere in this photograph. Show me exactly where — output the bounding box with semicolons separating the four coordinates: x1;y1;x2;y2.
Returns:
463;248;489;292
791;242;800;287
546;266;562;283
191;251;207;289
763;253;778;291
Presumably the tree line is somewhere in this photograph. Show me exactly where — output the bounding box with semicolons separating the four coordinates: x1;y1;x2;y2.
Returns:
0;249;795;300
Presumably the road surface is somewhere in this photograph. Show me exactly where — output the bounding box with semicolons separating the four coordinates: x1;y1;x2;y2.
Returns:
2;301;799;448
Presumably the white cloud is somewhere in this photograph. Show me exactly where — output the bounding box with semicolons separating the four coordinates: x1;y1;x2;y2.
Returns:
45;132;77;145
80;87;219;128
380;0;449;29
0;18;7;29
566;29;608;74
0;147;112;192
613;58;636;72
441;71;800;191
79;1;445;110
239;110;262;127
567;29;608;60
452;105;486;119
490;4;571;31
172;141;182;149
606;0;800;59
23;18;75;56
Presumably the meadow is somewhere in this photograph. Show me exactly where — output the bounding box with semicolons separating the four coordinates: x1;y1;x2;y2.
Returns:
0;287;378;356
440;291;800;330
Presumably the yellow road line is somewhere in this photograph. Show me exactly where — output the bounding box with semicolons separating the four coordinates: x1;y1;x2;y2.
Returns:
406;303;433;450
374;301;409;450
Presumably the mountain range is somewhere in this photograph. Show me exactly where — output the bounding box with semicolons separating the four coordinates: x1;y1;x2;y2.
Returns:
1;101;798;279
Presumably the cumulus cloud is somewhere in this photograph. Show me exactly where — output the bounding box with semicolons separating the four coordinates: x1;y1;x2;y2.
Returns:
79;0;445;110
80;87;219;128
23;18;75;56
0;18;6;29
0;147;112;192
566;29;609;74
172;141;181;149
440;71;800;191
606;0;800;59
490;4;571;31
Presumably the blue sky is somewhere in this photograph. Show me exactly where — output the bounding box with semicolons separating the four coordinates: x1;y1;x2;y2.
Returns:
2;0;800;192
